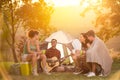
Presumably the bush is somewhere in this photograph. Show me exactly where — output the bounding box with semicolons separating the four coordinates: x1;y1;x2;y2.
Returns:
109;49;120;61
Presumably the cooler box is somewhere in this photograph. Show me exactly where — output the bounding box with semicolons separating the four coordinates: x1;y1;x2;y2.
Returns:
20;62;31;76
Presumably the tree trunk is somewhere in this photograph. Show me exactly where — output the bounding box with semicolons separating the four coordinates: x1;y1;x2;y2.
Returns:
11;43;18;62
11;1;18;63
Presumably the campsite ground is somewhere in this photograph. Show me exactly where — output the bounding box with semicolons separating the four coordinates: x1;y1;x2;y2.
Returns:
0;60;120;80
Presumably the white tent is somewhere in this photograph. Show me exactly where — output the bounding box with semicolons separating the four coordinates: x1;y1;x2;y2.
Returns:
45;30;73;44
45;31;74;63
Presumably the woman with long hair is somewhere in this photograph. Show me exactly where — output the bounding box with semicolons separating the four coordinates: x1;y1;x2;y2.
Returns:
71;33;90;74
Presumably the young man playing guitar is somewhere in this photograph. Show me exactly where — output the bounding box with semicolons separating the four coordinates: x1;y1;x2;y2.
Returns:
45;39;61;72
44;39;74;72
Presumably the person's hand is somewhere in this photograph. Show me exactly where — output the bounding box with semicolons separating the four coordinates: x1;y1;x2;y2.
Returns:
82;50;86;54
36;51;42;55
61;57;66;61
71;50;76;54
32;52;37;57
87;43;91;48
71;52;74;56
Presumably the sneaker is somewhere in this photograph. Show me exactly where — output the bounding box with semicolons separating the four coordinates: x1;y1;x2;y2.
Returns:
87;72;96;77
99;73;103;76
33;72;39;76
44;71;51;75
84;72;92;76
43;67;51;75
32;68;39;76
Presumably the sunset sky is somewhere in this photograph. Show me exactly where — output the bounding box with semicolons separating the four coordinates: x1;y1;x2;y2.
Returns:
32;0;101;35
50;6;96;36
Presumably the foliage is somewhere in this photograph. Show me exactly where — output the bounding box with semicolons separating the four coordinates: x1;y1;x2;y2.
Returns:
0;0;22;62
109;49;120;60
80;0;120;42
16;36;27;61
16;0;54;36
96;0;120;42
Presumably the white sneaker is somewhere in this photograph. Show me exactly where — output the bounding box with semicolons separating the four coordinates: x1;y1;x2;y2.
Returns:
33;72;39;76
43;67;51;75
84;72;92;76
99;73;103;76
32;68;39;76
87;72;96;77
44;71;51;75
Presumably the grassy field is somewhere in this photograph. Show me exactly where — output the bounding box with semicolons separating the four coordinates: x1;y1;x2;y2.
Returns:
0;60;120;80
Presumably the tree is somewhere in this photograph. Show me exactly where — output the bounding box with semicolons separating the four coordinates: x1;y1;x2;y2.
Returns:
0;0;22;62
80;0;120;42
95;0;120;42
0;0;55;62
16;0;54;38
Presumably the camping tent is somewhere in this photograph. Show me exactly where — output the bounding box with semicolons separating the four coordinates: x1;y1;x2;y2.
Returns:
45;31;74;63
45;31;73;44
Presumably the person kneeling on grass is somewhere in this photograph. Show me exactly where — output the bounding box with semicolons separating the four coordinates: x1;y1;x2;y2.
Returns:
22;30;51;76
85;30;113;77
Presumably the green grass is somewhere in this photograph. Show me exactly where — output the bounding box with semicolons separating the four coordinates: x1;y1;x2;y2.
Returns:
0;60;120;80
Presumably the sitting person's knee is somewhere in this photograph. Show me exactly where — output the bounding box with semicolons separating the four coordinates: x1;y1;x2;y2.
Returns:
30;54;37;58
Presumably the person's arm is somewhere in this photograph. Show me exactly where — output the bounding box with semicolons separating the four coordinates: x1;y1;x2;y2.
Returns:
36;40;42;54
87;43;91;48
27;40;36;54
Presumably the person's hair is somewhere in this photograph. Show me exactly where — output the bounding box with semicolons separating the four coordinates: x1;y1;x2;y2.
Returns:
51;39;57;42
34;31;39;35
86;30;95;37
80;33;89;43
28;30;39;38
80;33;91;49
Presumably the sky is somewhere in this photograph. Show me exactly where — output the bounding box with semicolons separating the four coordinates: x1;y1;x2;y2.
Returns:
45;0;100;36
32;0;100;36
50;6;96;36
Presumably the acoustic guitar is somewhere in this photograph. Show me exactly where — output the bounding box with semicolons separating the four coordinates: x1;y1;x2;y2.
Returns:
41;54;71;72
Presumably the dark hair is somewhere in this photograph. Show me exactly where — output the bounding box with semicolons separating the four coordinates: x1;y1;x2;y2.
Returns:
51;39;57;42
86;30;95;37
81;33;89;43
28;30;39;38
80;33;90;49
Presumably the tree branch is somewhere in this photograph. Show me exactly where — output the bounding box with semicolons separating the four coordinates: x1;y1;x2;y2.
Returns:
2;11;13;37
1;26;12;47
15;19;22;34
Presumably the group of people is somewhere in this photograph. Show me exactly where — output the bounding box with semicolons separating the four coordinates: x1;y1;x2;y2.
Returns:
22;29;113;77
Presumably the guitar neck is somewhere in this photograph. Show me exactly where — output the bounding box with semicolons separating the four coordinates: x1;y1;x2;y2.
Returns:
55;54;71;63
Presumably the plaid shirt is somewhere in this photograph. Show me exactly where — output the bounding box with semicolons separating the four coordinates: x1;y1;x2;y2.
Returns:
45;47;61;59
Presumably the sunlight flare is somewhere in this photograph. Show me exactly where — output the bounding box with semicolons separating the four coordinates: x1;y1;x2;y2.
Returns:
45;0;81;7
32;0;102;7
32;0;39;3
